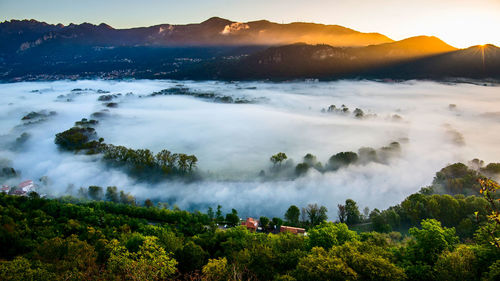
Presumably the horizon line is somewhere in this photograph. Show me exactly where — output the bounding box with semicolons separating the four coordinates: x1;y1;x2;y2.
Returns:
2;16;500;49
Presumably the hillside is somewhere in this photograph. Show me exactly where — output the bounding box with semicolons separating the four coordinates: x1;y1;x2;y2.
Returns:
352;36;458;60
187;39;498;80
0;17;393;55
2;18;500;81
364;44;500;79
184;37;475;80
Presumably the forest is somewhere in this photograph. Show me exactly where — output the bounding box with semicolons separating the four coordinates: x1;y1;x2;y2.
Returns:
0;163;498;281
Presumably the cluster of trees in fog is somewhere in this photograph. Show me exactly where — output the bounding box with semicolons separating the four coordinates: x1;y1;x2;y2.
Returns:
102;145;198;177
321;104;377;119
431;159;500;195
149;87;261;104
54;117;408;183
265;141;402;179
79;185;137;205
54;118;198;179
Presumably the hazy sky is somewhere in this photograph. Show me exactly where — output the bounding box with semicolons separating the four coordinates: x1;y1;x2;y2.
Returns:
1;0;499;48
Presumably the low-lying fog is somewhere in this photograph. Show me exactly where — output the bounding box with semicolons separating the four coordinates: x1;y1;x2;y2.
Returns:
1;79;500;218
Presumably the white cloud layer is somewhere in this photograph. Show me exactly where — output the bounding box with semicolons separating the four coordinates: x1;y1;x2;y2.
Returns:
1;79;499;218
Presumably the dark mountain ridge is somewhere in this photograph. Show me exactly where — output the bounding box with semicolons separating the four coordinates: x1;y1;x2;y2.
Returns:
0;17;392;54
1;18;498;82
176;38;499;81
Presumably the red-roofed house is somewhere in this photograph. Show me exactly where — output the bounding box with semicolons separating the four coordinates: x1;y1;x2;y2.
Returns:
18;180;35;192
241;217;259;232
1;185;10;193
280;226;306;235
19;180;33;188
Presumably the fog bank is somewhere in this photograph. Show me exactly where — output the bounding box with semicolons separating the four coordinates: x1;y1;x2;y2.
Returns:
1;79;499;218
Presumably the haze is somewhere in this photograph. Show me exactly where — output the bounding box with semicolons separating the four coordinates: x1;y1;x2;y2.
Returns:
1;80;500;218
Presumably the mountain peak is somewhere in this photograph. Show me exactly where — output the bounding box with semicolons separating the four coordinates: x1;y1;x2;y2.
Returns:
98;23;113;29
375;35;457;53
470;44;499;49
201;17;232;25
399;35;451;45
462;44;500;55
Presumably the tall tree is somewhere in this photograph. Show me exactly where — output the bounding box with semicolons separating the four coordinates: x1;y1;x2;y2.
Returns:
88;186;103;201
225;209;239;227
337;204;346;223
305;204;328;226
207;207;214;220
285;205;301;226
259;216;270;229
345;199;361;225
215;205;223;223
119;191;135;205
105;186;119;202
271;217;284;229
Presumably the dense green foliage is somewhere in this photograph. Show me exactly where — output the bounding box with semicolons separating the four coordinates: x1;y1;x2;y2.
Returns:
432;162;482;195
1;159;499;280
54;126;100;152
365;160;500;239
0;188;498;280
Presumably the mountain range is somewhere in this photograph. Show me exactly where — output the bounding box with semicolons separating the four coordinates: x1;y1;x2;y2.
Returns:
0;17;499;81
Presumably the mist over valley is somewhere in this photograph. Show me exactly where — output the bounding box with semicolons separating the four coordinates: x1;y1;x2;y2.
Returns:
1;79;499;218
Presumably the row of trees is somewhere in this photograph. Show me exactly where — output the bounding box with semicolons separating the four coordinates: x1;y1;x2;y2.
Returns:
101;145;198;176
321;104;372;119
81;185;136;205
54;118;198;179
281;201;361;229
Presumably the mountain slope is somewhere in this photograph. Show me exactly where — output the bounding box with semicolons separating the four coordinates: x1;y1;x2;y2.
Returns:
2;18;498;81
353;36;458;60
364;44;500;79
217;19;393;46
0;17;394;54
0;19;64;55
200;37;463;80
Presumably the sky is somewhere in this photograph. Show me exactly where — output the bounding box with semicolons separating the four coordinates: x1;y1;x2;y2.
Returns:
0;0;499;48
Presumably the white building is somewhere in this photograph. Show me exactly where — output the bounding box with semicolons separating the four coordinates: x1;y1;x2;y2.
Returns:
18;180;35;193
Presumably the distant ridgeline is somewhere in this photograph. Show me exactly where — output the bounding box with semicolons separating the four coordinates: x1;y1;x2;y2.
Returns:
54;118;199;181
1;18;500;81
